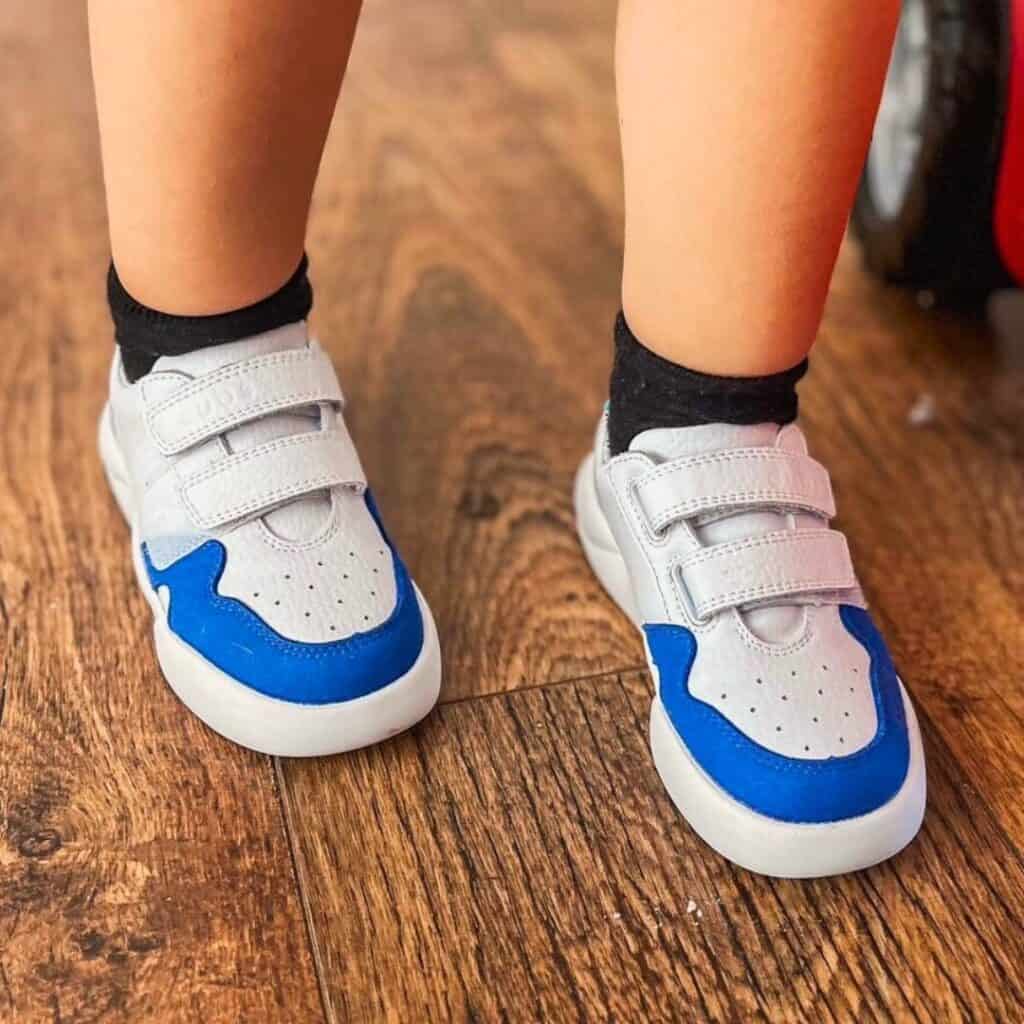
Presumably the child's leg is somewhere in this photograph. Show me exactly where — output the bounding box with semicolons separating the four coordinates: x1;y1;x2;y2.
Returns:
575;1;926;877
91;2;441;756
616;0;900;376
89;0;360;317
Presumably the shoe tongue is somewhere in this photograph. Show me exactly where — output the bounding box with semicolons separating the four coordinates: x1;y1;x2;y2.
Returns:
154;322;330;541
629;421;810;643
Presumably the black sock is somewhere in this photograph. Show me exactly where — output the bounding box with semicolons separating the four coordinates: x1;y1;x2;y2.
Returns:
607;312;808;455
108;255;314;382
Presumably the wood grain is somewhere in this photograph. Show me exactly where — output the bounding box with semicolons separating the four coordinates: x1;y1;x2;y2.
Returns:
4;0;1024;1020
0;6;323;1022
281;670;1024;1023
306;0;639;701
285;0;1024;1019
806;251;1024;843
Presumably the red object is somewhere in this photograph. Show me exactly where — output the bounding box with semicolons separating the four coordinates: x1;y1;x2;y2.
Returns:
994;0;1024;282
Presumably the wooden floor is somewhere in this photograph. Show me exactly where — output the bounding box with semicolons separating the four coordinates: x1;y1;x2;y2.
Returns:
3;2;1024;1021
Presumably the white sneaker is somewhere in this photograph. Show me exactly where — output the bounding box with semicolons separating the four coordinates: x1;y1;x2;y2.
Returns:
99;323;441;756
575;413;926;877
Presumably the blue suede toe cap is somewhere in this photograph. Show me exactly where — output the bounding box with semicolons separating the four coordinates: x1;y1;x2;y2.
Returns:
646;606;910;824
143;532;424;705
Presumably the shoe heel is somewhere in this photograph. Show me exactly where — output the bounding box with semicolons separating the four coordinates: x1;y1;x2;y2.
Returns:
573;453;640;624
98;405;133;524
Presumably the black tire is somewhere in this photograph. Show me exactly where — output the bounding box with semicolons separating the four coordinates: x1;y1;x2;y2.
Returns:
852;0;1013;302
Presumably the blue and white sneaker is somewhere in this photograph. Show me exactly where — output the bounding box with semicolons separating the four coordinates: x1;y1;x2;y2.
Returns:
99;322;441;756
575;414;926;877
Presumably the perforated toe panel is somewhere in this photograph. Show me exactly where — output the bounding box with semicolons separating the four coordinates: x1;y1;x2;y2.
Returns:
215;491;397;642
685;605;878;759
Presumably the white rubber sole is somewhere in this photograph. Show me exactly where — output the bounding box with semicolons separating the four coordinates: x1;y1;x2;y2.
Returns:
99;406;442;757
574;452;927;877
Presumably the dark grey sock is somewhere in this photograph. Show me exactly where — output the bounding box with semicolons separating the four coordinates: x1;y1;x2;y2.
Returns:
607;312;808;455
108;255;314;382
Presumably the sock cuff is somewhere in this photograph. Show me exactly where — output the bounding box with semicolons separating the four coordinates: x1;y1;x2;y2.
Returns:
608;312;809;454
109;255;313;380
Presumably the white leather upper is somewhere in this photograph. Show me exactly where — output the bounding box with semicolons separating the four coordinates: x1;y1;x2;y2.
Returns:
590;414;878;759
106;323;396;643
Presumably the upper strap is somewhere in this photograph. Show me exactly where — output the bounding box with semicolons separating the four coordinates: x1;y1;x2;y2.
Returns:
677;528;857;620
634;448;835;533
147;345;344;455
179;429;366;529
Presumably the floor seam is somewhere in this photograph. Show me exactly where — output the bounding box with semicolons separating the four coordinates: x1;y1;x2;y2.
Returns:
438;662;649;708
272;756;336;1024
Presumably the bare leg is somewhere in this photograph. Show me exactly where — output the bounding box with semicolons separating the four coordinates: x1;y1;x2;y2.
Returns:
616;1;899;375
88;0;362;314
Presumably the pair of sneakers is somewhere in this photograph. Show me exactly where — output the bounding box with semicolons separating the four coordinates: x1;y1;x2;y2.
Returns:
101;324;925;877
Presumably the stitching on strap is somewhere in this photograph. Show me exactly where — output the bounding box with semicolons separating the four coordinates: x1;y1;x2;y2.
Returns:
147;347;343;454
635;448;835;531
676;529;856;618
179;431;365;529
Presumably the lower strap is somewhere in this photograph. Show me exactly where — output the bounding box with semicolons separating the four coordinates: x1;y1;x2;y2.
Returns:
676;529;857;620
179;428;366;529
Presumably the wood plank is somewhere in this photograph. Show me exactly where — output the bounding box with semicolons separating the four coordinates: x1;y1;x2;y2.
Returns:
304;0;1024;851
0;7;323;1021
6;0;1024;1020
804;249;1024;843
286;0;1024;1017
281;669;1024;1023
307;0;639;701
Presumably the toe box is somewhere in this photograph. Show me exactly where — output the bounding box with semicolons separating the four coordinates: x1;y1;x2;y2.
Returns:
646;606;912;824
